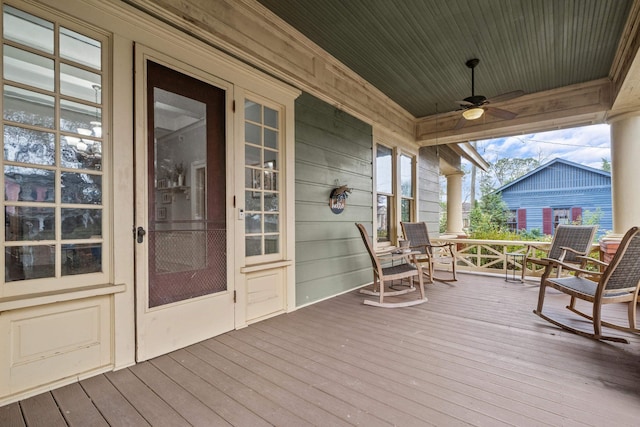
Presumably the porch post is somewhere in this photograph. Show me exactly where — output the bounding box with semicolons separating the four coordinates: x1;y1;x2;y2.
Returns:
446;172;465;236
608;112;640;234
603;112;640;261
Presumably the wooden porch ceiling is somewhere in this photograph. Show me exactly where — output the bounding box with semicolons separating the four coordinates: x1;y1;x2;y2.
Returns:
257;0;640;145
4;275;640;425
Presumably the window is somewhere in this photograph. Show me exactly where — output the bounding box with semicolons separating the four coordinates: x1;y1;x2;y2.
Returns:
375;142;416;244
553;208;571;228
2;5;108;286
506;210;517;231
376;145;392;242
400;154;414;223
244;99;281;258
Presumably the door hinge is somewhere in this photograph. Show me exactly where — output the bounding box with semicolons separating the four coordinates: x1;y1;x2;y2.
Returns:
233;290;237;303
232;100;236;113
233;195;236;208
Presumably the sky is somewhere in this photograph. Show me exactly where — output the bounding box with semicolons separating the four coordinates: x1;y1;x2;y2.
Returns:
457;123;611;202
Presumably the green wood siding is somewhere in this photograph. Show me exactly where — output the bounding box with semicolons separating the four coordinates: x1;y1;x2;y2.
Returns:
295;93;373;306
418;146;440;234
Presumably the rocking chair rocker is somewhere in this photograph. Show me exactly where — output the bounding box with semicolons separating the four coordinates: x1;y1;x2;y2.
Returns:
533;226;640;343
355;223;427;308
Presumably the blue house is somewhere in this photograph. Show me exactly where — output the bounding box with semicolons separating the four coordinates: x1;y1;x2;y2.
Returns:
496;158;612;236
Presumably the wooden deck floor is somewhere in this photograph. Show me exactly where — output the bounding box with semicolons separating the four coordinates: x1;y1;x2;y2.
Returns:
3;274;640;426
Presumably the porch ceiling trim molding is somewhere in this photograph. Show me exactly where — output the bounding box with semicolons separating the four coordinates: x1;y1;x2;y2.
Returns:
123;0;416;141
415;78;612;146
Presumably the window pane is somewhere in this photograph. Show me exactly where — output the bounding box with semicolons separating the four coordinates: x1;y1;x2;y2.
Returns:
264;171;277;191
245;100;261;123
60;98;101;136
5;166;55;202
264;107;278;128
245;144;261;166
3;6;54;54
60;64;101;103
62;243;101;276
61;172;102;204
4;125;55;165
245;236;261;256
264;193;278;211
401;199;411;222
376;145;392;194
62;208;102;239
60;27;101;70
3;45;54;91
61;135;102;170
246;167;261;190
5;245;55;282
264;128;278;149
3;85;55;128
265;235;279;254
264;149;277;168
377;194;389;241
5;206;55;241
265;214;278;232
245;122;261;145
400;154;413;197
245;190;261;211
246;213;262;233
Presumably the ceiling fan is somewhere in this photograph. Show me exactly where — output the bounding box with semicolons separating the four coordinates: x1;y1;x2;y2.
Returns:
454;58;523;130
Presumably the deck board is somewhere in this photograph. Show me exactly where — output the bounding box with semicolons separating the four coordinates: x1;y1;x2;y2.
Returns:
51;383;109;427
6;274;640;426
0;402;25;427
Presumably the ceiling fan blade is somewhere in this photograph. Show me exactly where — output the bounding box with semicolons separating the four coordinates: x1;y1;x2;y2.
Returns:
489;90;525;103
485;106;518;120
453;116;467;130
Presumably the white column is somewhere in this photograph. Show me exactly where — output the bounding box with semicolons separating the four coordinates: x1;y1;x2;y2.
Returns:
446;172;465;236
608;112;640;235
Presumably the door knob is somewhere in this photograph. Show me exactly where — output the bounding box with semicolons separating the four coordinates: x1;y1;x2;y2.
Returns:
136;226;146;243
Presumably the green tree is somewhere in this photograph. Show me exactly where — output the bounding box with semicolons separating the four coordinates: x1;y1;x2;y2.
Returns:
468;192;509;237
601;158;611;172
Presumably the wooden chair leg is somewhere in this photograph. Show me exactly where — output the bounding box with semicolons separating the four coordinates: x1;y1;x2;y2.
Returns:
534;280;548;314
628;299;637;330
592;299;603;339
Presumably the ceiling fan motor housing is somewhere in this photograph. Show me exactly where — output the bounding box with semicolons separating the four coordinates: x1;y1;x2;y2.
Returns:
463;95;487;106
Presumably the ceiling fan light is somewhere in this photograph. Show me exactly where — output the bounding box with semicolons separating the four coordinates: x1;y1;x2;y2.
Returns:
463;107;484;120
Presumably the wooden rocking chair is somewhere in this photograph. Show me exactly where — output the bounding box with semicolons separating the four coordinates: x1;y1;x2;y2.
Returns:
533;226;640;343
522;224;597;282
355;223;427;308
400;222;457;282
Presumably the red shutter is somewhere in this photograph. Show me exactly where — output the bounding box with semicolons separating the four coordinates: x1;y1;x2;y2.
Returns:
571;207;582;224
542;208;553;235
517;208;527;230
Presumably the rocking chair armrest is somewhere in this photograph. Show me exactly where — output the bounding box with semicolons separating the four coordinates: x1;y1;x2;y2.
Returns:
541;257;604;277
558;246;591;256
575;255;608;267
525;243;550;254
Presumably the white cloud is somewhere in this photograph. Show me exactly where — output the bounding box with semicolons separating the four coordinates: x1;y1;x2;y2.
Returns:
457;124;611;202
473;124;610;169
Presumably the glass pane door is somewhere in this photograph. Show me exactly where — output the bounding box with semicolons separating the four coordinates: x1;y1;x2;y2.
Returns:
146;61;226;308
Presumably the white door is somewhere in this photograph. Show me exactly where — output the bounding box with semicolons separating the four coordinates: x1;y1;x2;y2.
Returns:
134;51;234;361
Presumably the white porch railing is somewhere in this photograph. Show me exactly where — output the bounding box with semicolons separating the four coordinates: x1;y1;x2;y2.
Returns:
431;237;601;279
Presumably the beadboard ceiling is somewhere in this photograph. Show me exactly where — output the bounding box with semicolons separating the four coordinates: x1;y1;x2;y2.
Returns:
256;0;632;119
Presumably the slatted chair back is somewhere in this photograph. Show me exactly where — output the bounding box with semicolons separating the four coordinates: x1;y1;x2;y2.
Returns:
355;223;381;274
401;222;433;256
600;226;640;293
548;224;597;263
